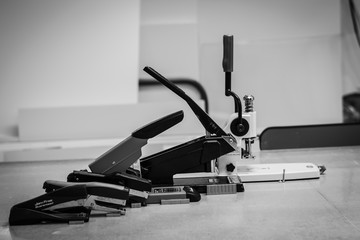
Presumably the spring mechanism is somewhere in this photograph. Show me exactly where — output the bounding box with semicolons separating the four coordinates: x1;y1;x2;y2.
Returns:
243;95;255;112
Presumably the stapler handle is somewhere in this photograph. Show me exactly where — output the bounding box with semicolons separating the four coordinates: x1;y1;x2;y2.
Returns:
222;35;242;122
132;110;184;139
222;35;233;73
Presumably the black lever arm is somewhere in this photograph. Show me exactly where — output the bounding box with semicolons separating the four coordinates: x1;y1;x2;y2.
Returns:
222;35;242;122
143;66;227;137
222;35;234;73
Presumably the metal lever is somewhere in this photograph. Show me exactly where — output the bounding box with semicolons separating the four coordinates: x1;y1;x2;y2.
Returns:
222;35;243;129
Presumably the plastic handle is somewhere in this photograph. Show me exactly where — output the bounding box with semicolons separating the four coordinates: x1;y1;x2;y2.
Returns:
222;35;234;73
132;110;184;139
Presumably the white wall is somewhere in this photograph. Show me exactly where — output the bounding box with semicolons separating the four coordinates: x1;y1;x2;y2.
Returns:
0;0;140;138
0;0;346;141
140;0;343;132
198;0;342;129
342;0;360;95
139;0;199;79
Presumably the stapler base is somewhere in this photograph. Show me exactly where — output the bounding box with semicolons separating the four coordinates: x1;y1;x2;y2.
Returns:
173;172;244;194
237;163;322;182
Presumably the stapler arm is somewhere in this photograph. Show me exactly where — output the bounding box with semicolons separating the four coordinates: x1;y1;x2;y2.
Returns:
88;110;184;175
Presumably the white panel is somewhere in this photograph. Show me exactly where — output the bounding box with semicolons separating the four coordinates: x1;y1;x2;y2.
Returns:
139;0;199;80
0;0;140;136
341;0;360;94
140;0;197;24
139;24;199;80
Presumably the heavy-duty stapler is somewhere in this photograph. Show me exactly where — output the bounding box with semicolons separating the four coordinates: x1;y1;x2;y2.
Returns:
43;180;129;215
219;35;325;182
216;35;257;176
65;110;185;204
140;66;238;185
80;69;238;186
141;67;244;193
88;110;185;175
67;170;150;204
9;185;91;225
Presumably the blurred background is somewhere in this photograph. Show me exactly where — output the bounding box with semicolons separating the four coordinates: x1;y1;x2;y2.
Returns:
0;0;359;161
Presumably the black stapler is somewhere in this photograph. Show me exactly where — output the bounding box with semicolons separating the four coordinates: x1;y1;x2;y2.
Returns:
76;67;237;186
139;67;238;185
67;170;151;204
43;180;129;215
147;185;201;204
9;185;91;225
88;110;184;175
65;110;184;204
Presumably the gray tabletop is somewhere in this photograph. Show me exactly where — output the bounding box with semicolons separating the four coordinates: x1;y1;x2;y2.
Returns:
1;146;360;240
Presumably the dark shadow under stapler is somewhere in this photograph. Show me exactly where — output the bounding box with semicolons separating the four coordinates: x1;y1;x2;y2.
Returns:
9;185;91;225
43;180;129;215
140;67;238;185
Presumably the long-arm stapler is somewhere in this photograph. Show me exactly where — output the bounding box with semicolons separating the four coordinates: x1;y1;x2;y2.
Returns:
79;67;237;186
9;185;91;225
88;110;184;175
43;180;129;215
65;110;184;204
141;67;242;191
